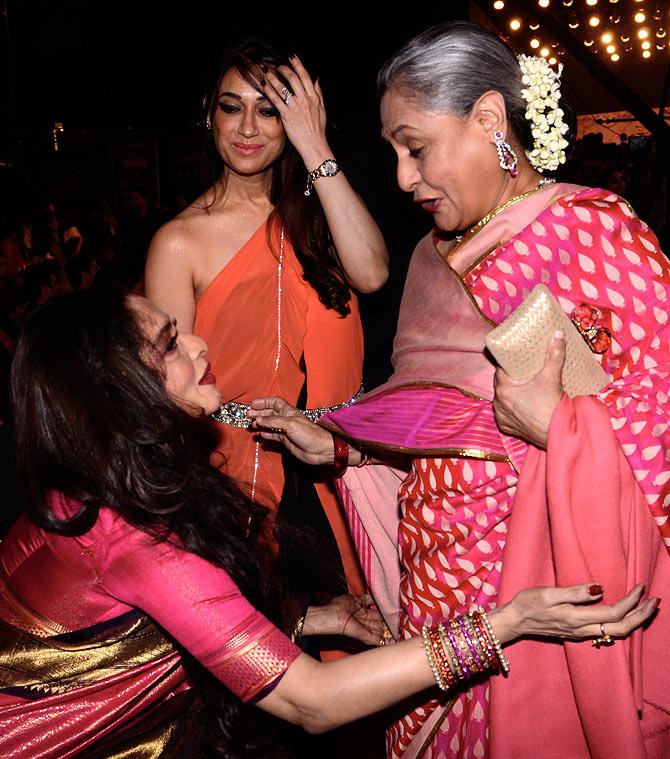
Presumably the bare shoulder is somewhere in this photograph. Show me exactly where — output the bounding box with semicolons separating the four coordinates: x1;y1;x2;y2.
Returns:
148;204;209;258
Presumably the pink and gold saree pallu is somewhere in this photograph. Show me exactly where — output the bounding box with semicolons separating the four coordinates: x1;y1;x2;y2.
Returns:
0;607;201;758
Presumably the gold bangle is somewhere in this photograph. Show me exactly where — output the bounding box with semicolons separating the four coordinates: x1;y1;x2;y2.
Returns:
291;615;305;643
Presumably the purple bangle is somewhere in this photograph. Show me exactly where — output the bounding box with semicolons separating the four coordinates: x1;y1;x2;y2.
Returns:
458;615;484;672
446;625;470;678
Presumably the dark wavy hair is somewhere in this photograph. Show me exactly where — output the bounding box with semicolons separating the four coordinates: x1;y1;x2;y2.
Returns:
10;287;291;756
203;37;351;316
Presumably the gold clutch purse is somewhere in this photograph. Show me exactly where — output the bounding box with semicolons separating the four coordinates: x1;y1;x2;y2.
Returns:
484;284;610;398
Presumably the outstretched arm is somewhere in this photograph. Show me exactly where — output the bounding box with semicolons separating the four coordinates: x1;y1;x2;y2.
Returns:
99;514;656;735
262;56;388;293
260;583;656;733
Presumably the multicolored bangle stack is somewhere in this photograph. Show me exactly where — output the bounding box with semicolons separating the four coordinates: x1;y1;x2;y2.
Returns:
421;608;509;692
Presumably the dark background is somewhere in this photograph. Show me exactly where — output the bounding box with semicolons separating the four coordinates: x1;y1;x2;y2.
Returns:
0;1;469;385
1;1;469;202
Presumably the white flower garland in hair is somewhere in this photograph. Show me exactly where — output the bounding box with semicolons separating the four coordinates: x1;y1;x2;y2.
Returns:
518;54;569;173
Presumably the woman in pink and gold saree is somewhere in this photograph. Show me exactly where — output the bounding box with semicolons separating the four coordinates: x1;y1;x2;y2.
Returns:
0;288;650;758
249;22;670;759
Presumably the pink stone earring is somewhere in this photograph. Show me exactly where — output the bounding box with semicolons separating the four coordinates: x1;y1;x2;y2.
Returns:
494;130;518;178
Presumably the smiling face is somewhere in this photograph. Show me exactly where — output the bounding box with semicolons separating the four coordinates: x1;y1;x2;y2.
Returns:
381;88;506;233
212;67;286;178
128;296;221;416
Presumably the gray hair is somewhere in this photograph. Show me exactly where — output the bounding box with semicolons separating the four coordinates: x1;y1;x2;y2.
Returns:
378;21;534;151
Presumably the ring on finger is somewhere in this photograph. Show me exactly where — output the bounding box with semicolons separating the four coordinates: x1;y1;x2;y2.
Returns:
281;87;292;105
592;622;614;648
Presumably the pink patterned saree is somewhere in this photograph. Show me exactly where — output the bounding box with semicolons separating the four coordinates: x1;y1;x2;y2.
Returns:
324;183;670;758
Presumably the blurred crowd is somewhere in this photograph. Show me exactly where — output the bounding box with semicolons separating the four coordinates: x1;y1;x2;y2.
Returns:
563;132;669;251
0;187;175;533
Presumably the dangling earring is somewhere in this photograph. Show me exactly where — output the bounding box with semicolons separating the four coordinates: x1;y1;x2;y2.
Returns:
494;130;518;178
202;94;212;131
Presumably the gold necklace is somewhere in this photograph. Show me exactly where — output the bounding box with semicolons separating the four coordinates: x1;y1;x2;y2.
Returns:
449;179;553;258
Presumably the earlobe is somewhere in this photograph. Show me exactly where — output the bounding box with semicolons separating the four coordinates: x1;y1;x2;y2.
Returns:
472;91;508;140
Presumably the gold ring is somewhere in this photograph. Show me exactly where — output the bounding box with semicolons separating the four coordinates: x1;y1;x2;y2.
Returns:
592;622;614;648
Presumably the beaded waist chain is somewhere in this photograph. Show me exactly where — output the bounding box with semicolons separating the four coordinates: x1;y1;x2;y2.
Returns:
212;387;364;429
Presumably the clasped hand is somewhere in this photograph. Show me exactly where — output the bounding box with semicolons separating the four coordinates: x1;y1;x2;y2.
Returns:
305;594;385;646
493;331;566;449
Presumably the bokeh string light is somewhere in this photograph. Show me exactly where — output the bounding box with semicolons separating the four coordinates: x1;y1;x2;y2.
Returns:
491;0;669;63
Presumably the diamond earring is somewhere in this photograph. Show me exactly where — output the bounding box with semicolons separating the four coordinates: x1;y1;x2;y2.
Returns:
494;130;519;178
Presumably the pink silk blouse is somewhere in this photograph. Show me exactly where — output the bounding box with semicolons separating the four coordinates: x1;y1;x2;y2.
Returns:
0;493;301;703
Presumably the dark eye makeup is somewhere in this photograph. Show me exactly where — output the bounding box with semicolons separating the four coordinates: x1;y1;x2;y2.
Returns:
165;334;178;354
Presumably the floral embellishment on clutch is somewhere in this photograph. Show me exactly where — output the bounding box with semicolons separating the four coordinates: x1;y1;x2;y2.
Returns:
570;303;611;354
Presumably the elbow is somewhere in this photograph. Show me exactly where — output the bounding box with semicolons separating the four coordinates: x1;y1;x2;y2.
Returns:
289;701;339;735
352;264;389;294
300;711;337;735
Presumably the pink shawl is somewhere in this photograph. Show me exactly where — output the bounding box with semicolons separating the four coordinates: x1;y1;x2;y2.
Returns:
490;395;670;757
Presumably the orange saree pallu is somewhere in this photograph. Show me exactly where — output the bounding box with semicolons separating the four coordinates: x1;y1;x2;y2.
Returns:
194;218;364;592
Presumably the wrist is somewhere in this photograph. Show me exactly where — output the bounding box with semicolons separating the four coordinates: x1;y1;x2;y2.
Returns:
300;143;333;170
303;604;335;636
487;601;522;646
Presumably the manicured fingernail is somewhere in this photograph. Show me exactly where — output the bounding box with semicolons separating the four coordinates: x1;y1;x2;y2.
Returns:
589;584;603;596
260;64;268;72
554;330;565;340
260;76;266;86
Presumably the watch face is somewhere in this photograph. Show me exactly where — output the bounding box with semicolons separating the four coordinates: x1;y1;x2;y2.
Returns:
321;160;339;176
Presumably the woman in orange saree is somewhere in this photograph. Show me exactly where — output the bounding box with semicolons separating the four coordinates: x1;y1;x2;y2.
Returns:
145;38;388;598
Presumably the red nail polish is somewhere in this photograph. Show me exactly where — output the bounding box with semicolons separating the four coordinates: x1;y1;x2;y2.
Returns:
589;584;603;596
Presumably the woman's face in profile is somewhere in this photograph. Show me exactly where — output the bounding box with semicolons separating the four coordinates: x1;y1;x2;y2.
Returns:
212;67;286;177
381;88;500;233
128;296;221;416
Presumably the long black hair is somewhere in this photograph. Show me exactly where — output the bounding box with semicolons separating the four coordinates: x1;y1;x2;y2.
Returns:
203;37;351;316
11;287;290;756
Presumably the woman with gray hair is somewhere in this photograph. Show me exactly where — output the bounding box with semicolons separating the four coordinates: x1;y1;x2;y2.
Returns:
251;21;670;758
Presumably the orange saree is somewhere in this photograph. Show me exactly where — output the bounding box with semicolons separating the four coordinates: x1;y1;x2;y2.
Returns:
194;218;364;593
